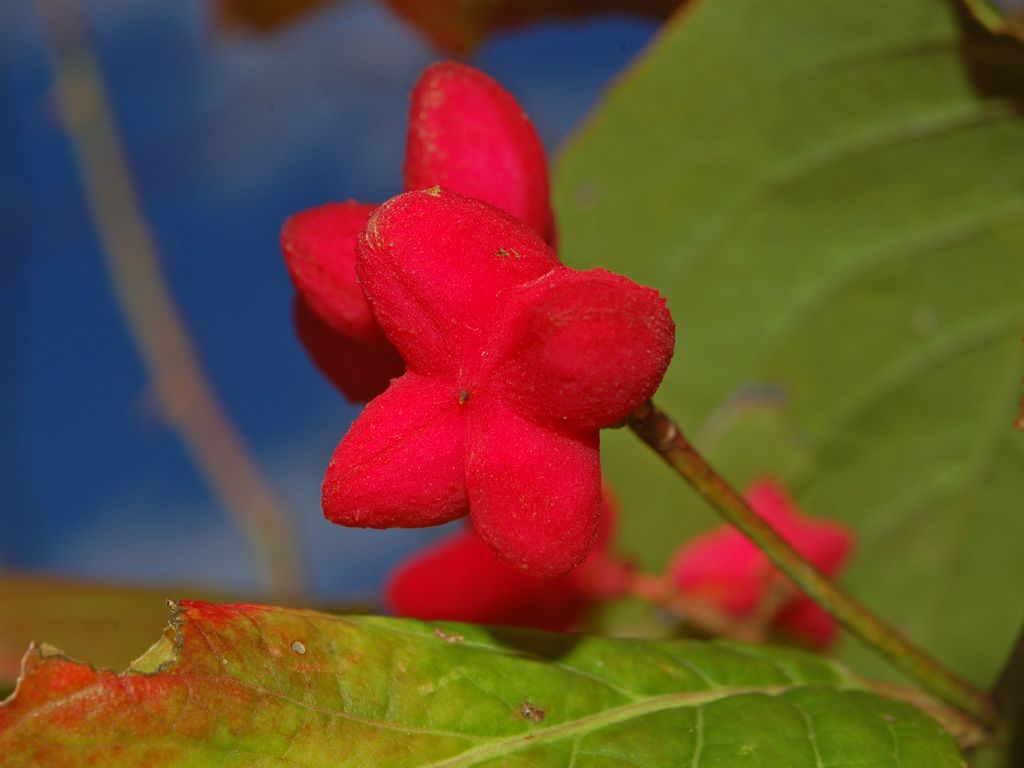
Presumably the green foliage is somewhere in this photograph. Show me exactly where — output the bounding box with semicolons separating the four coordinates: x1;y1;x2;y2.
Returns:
0;602;964;766
554;0;1024;687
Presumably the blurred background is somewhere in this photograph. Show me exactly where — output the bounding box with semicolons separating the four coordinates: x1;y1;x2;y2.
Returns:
0;0;665;603
4;0;1024;711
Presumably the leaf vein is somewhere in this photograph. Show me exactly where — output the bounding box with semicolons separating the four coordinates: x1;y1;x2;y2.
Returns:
419;686;794;768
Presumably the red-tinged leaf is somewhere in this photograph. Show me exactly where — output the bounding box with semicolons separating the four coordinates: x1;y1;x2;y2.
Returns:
0;574;372;694
0;601;967;766
212;0;681;45
0;572;225;691
213;0;337;32
382;0;683;55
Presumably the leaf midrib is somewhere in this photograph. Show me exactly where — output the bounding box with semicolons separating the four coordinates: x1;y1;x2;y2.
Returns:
420;685;797;768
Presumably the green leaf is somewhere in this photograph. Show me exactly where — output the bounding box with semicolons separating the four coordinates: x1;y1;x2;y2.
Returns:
0;602;964;766
554;0;1024;687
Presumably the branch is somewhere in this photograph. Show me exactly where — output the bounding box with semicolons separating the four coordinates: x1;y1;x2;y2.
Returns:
37;0;306;597
627;400;998;728
993;619;1024;763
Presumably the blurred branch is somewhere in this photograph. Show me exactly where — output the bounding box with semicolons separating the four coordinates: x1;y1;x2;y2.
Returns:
963;0;1024;41
36;0;307;597
994;619;1024;765
627;399;999;728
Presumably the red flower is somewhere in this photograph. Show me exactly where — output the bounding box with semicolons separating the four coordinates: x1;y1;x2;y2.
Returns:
386;492;630;631
281;61;553;401
292;297;404;403
670;479;853;649
322;188;674;577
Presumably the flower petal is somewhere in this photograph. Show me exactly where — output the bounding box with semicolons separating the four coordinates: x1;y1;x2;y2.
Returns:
746;479;853;578
565;491;634;599
357;189;559;375
322;372;467;528
405;61;555;244
465;399;601;578
490;267;675;433
670;527;766;616
671;479;853;645
775;598;839;650
293;297;403;403
385;525;589;631
281;201;381;344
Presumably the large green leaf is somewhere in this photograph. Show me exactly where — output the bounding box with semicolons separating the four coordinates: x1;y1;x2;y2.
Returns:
554;0;1024;686
0;601;965;766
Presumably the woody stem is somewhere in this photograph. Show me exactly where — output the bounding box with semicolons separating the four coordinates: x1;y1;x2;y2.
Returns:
627;400;999;729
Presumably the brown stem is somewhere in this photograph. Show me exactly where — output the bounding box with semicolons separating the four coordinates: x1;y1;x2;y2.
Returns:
993;619;1024;763
627;400;999;728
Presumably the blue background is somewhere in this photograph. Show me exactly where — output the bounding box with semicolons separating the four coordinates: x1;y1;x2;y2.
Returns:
0;0;658;603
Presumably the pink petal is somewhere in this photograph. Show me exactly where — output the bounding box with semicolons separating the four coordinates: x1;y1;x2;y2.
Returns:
774;598;840;650
465;398;601;578
385;525;590;631
405;61;555;244
566;490;634;598
322;371;467;528
671;479;853;644
746;479;854;577
280;201;382;344
357;189;559;376
293;297;403;403
387;491;627;630
670;527;766;616
489;268;675;433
